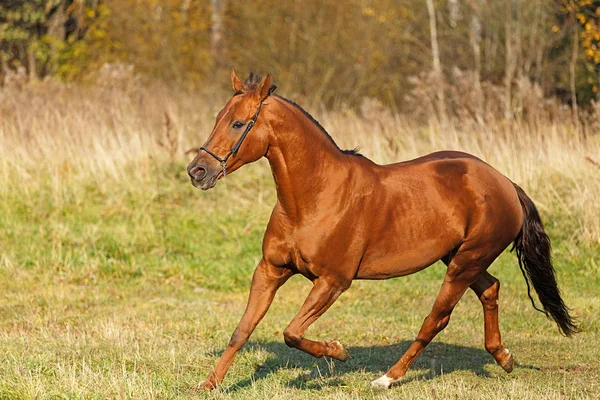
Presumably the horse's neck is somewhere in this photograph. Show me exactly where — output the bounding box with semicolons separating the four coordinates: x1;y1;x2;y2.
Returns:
265;101;349;221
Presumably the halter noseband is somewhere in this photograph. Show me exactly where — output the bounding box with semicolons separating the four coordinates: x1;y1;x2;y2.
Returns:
200;84;277;177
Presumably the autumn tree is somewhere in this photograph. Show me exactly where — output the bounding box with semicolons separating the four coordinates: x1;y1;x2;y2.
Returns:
2;0;599;113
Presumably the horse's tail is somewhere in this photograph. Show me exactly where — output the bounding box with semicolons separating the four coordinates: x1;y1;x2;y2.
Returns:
511;184;579;337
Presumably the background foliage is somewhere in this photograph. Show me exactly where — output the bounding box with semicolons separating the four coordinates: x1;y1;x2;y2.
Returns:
2;0;600;112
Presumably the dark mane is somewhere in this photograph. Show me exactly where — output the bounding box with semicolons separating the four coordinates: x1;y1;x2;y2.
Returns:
241;72;360;156
274;94;361;156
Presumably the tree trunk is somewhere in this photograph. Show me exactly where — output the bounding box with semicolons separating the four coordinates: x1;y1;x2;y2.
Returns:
470;3;483;123
46;0;67;76
597;68;600;102
210;0;227;72
46;0;66;40
180;0;191;22
426;0;447;124
448;0;460;28
504;0;515;120
534;6;546;84
523;0;539;76
514;0;523;119
27;40;37;82
485;24;499;78
470;9;482;91
570;22;579;133
0;55;5;86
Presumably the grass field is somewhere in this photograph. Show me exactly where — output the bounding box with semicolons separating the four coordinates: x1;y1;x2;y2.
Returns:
0;85;599;399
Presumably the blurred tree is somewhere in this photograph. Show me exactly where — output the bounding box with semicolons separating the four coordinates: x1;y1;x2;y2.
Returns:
426;0;447;123
1;0;599;110
0;0;47;80
468;0;482;90
87;0;212;85
210;0;226;72
0;0;101;82
568;0;600;100
504;0;515;119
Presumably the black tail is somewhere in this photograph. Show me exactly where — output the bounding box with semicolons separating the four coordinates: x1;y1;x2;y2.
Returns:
511;184;579;336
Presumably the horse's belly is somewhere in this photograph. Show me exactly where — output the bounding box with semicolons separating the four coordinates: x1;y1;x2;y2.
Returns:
355;235;458;279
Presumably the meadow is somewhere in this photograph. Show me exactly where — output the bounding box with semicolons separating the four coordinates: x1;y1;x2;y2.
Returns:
0;83;599;399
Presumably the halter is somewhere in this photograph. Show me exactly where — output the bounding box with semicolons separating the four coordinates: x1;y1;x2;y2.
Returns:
200;84;277;177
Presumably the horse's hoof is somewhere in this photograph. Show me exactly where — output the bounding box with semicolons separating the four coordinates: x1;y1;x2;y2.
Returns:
500;349;514;373
371;374;401;389
197;379;217;391
327;339;350;361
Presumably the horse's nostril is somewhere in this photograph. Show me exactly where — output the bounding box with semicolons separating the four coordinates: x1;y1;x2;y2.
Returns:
189;165;207;180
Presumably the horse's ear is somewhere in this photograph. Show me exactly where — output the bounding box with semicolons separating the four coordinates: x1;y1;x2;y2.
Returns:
257;74;271;100
231;69;244;92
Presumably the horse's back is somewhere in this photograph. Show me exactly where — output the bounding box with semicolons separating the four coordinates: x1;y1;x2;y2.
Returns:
388;150;488;171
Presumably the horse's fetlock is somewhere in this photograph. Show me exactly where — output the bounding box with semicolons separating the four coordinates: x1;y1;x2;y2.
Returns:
486;343;504;356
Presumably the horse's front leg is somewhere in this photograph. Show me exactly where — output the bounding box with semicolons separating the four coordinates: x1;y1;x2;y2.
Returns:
200;259;293;390
282;276;351;361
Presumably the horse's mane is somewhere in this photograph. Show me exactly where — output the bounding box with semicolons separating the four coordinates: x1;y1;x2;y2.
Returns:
274;95;361;156
242;72;361;156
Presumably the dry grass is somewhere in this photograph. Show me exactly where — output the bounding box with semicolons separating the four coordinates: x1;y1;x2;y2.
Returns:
1;83;598;244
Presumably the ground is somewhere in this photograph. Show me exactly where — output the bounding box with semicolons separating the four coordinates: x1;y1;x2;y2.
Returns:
0;162;598;399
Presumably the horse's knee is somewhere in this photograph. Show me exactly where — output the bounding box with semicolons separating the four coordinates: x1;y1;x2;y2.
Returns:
283;328;300;348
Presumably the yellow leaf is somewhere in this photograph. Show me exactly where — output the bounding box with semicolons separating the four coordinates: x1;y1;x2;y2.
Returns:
362;7;375;17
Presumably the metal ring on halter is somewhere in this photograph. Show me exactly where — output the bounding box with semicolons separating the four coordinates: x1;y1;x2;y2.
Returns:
199;85;277;177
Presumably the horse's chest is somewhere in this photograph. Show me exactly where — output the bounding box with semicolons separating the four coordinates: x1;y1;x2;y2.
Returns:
287;227;360;280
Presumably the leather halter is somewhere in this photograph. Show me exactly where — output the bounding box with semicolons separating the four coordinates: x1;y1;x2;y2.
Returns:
200;85;277;177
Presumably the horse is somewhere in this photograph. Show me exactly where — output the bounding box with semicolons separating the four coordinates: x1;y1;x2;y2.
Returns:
186;70;578;390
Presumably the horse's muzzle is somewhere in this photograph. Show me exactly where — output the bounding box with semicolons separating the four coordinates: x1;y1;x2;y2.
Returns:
187;162;218;190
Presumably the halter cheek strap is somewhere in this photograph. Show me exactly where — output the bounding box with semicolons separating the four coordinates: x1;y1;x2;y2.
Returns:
200;84;277;177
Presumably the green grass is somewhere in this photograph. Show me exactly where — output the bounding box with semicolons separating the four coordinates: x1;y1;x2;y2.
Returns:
0;160;599;399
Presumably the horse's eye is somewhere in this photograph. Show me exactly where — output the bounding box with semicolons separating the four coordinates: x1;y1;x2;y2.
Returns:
232;121;244;129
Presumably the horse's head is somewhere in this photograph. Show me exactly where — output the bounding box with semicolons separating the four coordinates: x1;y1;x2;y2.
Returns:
187;70;275;190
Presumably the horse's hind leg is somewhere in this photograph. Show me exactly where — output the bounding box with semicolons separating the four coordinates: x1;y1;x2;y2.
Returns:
372;257;483;389
470;271;514;372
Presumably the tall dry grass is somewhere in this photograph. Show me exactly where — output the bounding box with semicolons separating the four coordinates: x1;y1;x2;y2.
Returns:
0;82;599;245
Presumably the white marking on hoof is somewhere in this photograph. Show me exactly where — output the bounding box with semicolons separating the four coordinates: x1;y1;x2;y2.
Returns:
371;374;401;389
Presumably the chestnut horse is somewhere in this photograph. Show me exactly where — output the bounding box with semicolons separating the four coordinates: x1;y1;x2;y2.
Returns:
187;71;578;390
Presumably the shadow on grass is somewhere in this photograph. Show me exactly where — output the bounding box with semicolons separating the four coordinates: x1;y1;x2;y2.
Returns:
218;340;537;392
